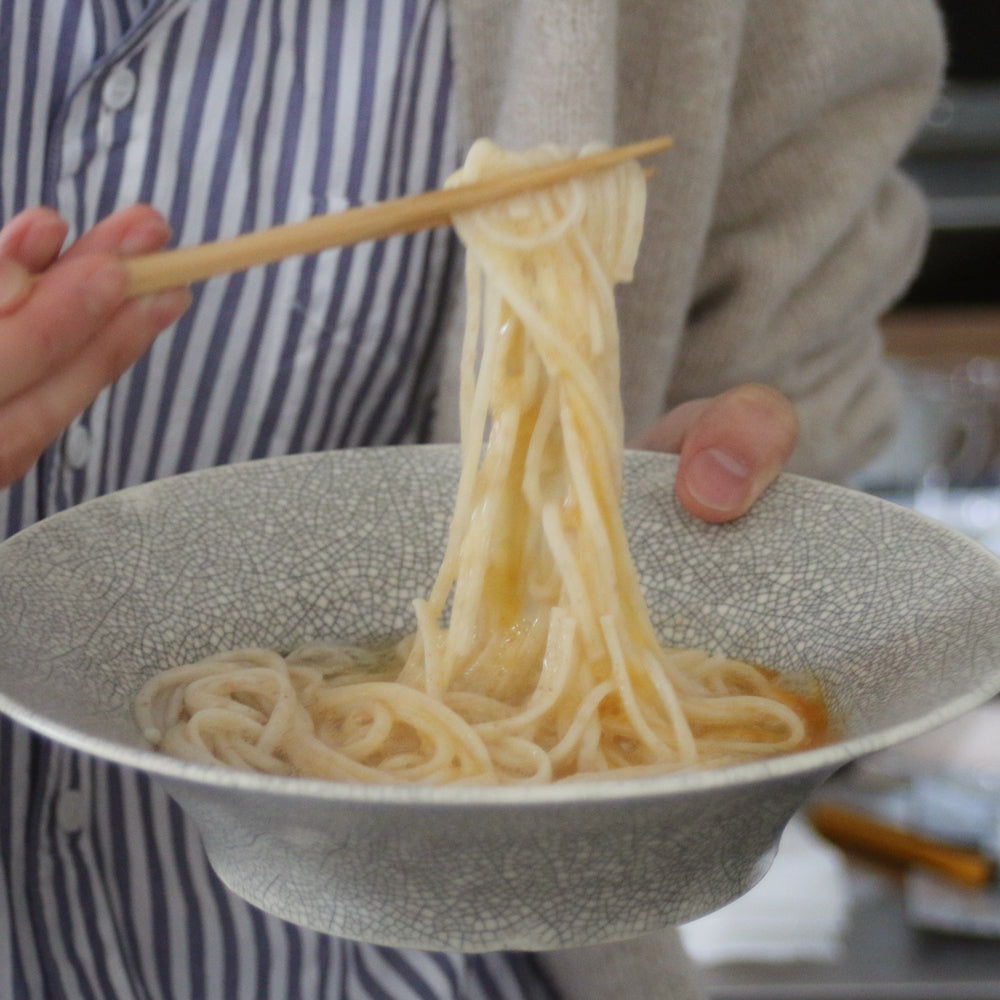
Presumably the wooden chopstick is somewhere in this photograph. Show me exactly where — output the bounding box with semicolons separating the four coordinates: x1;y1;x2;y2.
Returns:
810;801;998;889
123;135;672;297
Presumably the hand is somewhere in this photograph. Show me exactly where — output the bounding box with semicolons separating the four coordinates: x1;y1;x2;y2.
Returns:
634;383;799;523
0;205;191;488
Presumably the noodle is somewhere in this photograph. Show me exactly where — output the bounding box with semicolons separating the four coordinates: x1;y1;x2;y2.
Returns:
134;139;827;785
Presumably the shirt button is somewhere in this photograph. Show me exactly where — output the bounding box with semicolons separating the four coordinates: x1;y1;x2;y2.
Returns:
56;789;88;833
62;422;92;470
102;66;137;111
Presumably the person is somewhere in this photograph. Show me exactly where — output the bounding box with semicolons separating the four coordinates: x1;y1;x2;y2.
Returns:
0;1;944;997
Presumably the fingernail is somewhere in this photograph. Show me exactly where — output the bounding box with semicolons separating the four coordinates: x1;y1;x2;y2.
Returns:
119;218;171;255
685;448;751;512
83;262;129;317
0;256;32;312
140;286;192;324
19;213;69;264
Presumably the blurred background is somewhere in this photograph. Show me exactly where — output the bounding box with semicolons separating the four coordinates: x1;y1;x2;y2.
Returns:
898;0;1000;308
853;0;1000;544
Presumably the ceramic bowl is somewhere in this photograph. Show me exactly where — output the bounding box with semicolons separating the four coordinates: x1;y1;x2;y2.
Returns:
2;446;1000;952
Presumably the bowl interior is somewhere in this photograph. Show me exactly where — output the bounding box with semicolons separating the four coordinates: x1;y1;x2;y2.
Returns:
2;445;1000;793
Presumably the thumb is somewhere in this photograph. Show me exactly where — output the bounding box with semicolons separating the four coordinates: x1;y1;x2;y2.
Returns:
672;384;799;524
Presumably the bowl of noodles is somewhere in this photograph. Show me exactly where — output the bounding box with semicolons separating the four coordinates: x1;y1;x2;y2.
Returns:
4;142;1000;951
3;445;1000;951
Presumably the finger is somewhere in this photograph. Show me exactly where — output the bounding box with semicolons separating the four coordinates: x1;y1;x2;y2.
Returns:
61;204;171;259
0;207;69;272
0;254;132;394
672;384;799;524
0;286;191;487
0;205;172;321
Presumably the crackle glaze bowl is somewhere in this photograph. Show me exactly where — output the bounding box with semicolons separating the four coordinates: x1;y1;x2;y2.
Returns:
2;446;1000;952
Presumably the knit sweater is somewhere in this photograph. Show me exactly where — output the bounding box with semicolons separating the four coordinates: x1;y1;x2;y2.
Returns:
436;0;946;485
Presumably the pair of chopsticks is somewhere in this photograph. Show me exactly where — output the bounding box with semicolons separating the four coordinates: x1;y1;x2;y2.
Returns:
123;135;673;297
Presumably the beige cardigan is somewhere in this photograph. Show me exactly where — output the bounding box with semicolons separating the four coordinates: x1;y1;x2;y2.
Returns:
436;0;945;484
436;2;945;997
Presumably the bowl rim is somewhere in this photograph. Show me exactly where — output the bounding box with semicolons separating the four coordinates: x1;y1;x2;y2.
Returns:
3;446;1000;807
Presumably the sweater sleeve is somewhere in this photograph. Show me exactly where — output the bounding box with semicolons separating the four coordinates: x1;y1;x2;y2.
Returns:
666;0;945;481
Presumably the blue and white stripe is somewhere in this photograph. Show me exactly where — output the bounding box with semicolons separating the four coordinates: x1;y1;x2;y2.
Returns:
2;0;461;527
0;1;557;997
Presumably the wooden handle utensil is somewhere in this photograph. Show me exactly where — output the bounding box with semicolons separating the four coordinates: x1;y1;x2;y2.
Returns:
123;135;673;297
810;801;997;889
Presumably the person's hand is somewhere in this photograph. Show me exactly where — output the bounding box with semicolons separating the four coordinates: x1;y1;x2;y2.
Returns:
634;383;799;524
0;205;191;488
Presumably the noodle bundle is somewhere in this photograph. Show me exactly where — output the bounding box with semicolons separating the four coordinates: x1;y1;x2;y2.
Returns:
135;140;826;785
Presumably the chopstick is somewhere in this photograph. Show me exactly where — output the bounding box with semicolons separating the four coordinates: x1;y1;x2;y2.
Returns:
122;135;672;297
810;801;998;889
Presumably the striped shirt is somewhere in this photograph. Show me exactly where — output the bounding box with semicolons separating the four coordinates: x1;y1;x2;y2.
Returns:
0;2;556;997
